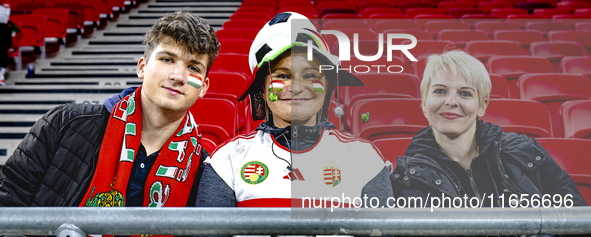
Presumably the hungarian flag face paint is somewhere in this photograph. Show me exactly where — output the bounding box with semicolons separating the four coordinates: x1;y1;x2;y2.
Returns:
188;73;203;89
312;80;325;94
268;80;285;93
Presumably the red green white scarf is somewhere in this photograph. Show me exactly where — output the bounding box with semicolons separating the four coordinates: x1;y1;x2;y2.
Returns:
80;86;202;208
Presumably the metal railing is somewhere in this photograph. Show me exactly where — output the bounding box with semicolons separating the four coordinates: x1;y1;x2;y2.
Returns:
1;207;591;236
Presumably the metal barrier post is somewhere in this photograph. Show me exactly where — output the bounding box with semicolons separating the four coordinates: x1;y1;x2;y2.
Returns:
55;224;86;237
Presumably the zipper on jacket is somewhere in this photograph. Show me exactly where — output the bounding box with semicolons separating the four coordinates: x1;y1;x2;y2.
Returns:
466;169;481;199
292;125;299;151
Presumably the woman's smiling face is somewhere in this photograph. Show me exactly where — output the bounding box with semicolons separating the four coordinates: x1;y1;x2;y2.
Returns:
264;51;328;127
423;71;487;138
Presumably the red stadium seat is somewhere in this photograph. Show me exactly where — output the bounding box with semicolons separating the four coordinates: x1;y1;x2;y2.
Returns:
518;73;591;137
361;7;402;18
487;56;553;98
438;29;489;48
340;72;420;108
478;2;513;13
536;138;591;175
560;100;591;139
526;22;571;35
321;13;361;19
518;2;553;14
474;21;521;36
575;8;591;16
530;41;587;72
359;2;395;12
526;0;558;7
68;0;100;36
241;0;276;8
373;137;413;167
465;40;527;63
405;8;444;18
460;14;501;26
482;99;553;137
448;8;484;19
490;8;528;18
570;174;591;206
575;22;591;31
414;14;455;19
438;1;474;13
222;20;267;30
367;13;408;19
351;98;429;139
399;2;433;14
548;31;591;50
31;8;68;39
489;74;510;99
9;14;45;48
190;98;237;144
494;30;546;49
209;53;252;77
217;39;252;56
235;7;277;15
424;20;471;34
322;19;369;30
557;1;591;13
561;56;591;77
401;40;456;69
373;20;422;32
13;2;47;14
215;28;260;41
317;1;357;17
229;13;274;21
53;3;84;43
532;8;570;18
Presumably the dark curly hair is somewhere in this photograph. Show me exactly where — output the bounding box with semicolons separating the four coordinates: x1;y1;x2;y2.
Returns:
143;11;221;74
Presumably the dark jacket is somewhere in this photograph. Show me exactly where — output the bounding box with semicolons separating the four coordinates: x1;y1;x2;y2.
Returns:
391;120;587;207
0;89;208;207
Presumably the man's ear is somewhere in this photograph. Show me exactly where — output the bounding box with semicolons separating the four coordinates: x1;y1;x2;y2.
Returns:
198;77;209;98
137;57;146;79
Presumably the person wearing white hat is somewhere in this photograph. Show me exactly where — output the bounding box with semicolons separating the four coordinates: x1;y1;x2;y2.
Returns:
195;12;393;208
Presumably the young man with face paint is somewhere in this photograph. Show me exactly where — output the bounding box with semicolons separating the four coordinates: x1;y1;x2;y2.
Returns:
0;11;220;208
195;12;393;208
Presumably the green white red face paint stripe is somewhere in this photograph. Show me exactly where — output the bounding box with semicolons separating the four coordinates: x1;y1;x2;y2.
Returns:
188;73;203;89
269;80;285;93
312;80;325;94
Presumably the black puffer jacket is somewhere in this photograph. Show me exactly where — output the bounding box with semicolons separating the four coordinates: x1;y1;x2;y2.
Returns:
0;90;208;207
0;103;109;206
391;121;587;207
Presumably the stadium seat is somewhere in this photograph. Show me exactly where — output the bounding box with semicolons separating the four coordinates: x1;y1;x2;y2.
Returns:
367;13;409;19
406;9;445;18
490;8;528;18
517;2;553;13
373;20;422;32
575;9;591;16
69;0;101;36
53;3;84;44
448;8;484;18
229;13;274;21
536;138;591;175
526;22;571;35
359;2;395;12
465;40;527;63
424;21;471;34
575;21;591;31
372;137;413;167
399;2;433;14
12;2;48;14
361;8;402;18
438;29;489;48
222;20;267;30
530;41;587;72
478;2;513;13
487;56;553;98
97;0;111;27
209;53;252;77
493;30;545;50
9;14;45;48
341;72;420;107
317;1;357;17
241;0;276;8
460;14;501;26
31;8;68;54
206;71;249;102
526;0;557;7
322;20;369;30
474;21;521;36
557;1;591;13
561;56;591;77
218;39;252;55
481;99;553;137
489;74;510;99
321;13;362;19
401;40;456;69
532;8;570;18
235;6;277;15
190;98;237;145
351;98;428;139
570;174;591;206
215;29;260;41
560;100;591;139
518;73;591;137
438;1;474;13
548;31;591;50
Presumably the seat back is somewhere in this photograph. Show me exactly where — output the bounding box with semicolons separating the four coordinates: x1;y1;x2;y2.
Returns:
560;100;591;139
351;98;428;139
481;99;553;137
